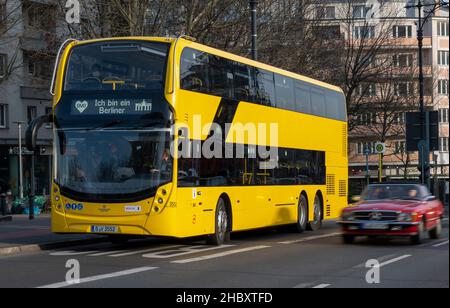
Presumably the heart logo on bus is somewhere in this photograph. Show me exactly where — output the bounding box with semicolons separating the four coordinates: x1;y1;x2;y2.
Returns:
75;100;88;113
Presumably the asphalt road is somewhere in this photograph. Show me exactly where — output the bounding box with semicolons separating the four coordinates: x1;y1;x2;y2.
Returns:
0;219;448;288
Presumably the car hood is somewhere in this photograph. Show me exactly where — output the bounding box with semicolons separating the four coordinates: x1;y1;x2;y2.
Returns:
352;200;424;212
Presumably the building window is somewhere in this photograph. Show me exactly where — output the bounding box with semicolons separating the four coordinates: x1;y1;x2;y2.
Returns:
313;26;341;39
438;79;449;95
439;108;449;123
27;106;37;124
354;26;375;39
438;51;449;66
353;5;371;19
393;112;406;125
439;137;449;152
24;2;56;31
25;52;53;79
0;53;6;78
357;113;377;126
393;25;413;38
317;6;336;19
437;21;449;37
358;84;376;97
356;141;376;154
395;82;413;96
0;104;7;128
406;0;416;17
394;141;406;154
393;54;413;67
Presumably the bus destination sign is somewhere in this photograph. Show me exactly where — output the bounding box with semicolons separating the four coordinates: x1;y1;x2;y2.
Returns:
71;98;153;115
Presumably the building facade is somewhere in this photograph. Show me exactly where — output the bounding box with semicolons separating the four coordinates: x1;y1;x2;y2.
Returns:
0;0;61;197
313;0;448;201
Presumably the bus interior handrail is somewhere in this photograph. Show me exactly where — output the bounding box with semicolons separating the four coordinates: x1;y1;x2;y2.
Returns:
50;38;78;96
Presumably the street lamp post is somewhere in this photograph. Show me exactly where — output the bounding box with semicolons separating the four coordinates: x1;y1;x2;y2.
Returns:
249;0;258;61
13;121;25;200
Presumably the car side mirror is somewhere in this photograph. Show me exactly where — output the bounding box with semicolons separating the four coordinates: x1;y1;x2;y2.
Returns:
351;195;361;202
26;114;53;152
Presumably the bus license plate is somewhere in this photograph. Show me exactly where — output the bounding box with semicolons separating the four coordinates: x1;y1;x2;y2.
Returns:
362;223;389;230
91;226;119;233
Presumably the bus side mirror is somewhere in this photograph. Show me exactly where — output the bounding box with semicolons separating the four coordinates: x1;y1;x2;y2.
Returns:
26;114;53;152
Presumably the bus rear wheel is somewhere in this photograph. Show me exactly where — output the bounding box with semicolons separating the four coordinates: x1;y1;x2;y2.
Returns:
207;198;229;246
293;194;308;233
307;194;322;231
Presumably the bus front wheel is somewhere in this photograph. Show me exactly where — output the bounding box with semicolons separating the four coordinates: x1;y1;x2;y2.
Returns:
293;194;308;233
207;198;230;246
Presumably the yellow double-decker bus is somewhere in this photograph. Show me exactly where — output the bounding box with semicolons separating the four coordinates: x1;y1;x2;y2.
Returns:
27;36;348;245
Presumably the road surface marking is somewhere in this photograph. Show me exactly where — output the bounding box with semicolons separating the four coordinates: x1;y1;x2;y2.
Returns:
378;255;411;267
353;254;398;268
50;250;99;256
143;245;235;259
88;250;126;256
109;245;184;257
171;246;270;264
312;284;331;288
278;232;341;245
37;267;157;288
433;240;449;248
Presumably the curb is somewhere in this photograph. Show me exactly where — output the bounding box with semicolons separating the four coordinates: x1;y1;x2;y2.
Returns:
0;237;109;257
0;216;13;222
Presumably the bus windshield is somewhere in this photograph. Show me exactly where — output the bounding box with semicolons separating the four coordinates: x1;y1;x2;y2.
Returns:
55;129;172;201
64;41;169;92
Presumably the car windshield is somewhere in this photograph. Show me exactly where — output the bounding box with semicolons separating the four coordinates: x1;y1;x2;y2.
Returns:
361;184;426;201
55;128;172;202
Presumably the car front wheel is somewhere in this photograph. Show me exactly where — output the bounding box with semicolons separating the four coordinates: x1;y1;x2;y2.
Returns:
429;218;442;239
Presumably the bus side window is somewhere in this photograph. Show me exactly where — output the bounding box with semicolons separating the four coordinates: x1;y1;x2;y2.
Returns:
295;81;312;114
311;87;326;117
233;62;251;102
326;91;340;120
254;68;275;107
274;74;295;112
209;55;233;99
180;48;209;94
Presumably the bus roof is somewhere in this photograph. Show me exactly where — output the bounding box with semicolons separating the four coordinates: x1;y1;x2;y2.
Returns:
71;36;343;94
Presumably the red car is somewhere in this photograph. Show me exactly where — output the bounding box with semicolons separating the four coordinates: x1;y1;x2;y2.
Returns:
339;183;445;245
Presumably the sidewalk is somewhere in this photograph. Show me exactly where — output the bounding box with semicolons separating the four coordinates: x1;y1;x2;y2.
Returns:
0;214;107;255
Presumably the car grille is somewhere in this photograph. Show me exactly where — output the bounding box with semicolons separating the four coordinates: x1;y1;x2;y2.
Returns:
353;211;399;221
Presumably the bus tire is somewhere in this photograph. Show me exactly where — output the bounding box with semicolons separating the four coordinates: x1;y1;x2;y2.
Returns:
293;194;308;233
207;198;229;246
307;193;323;231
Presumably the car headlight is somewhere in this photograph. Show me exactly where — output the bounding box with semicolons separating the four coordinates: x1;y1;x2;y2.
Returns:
398;212;413;221
341;211;354;221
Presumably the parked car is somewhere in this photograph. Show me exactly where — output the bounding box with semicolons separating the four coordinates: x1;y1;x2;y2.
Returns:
338;183;444;245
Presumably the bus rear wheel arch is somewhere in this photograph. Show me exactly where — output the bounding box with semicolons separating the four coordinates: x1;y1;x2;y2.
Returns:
307;191;323;232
